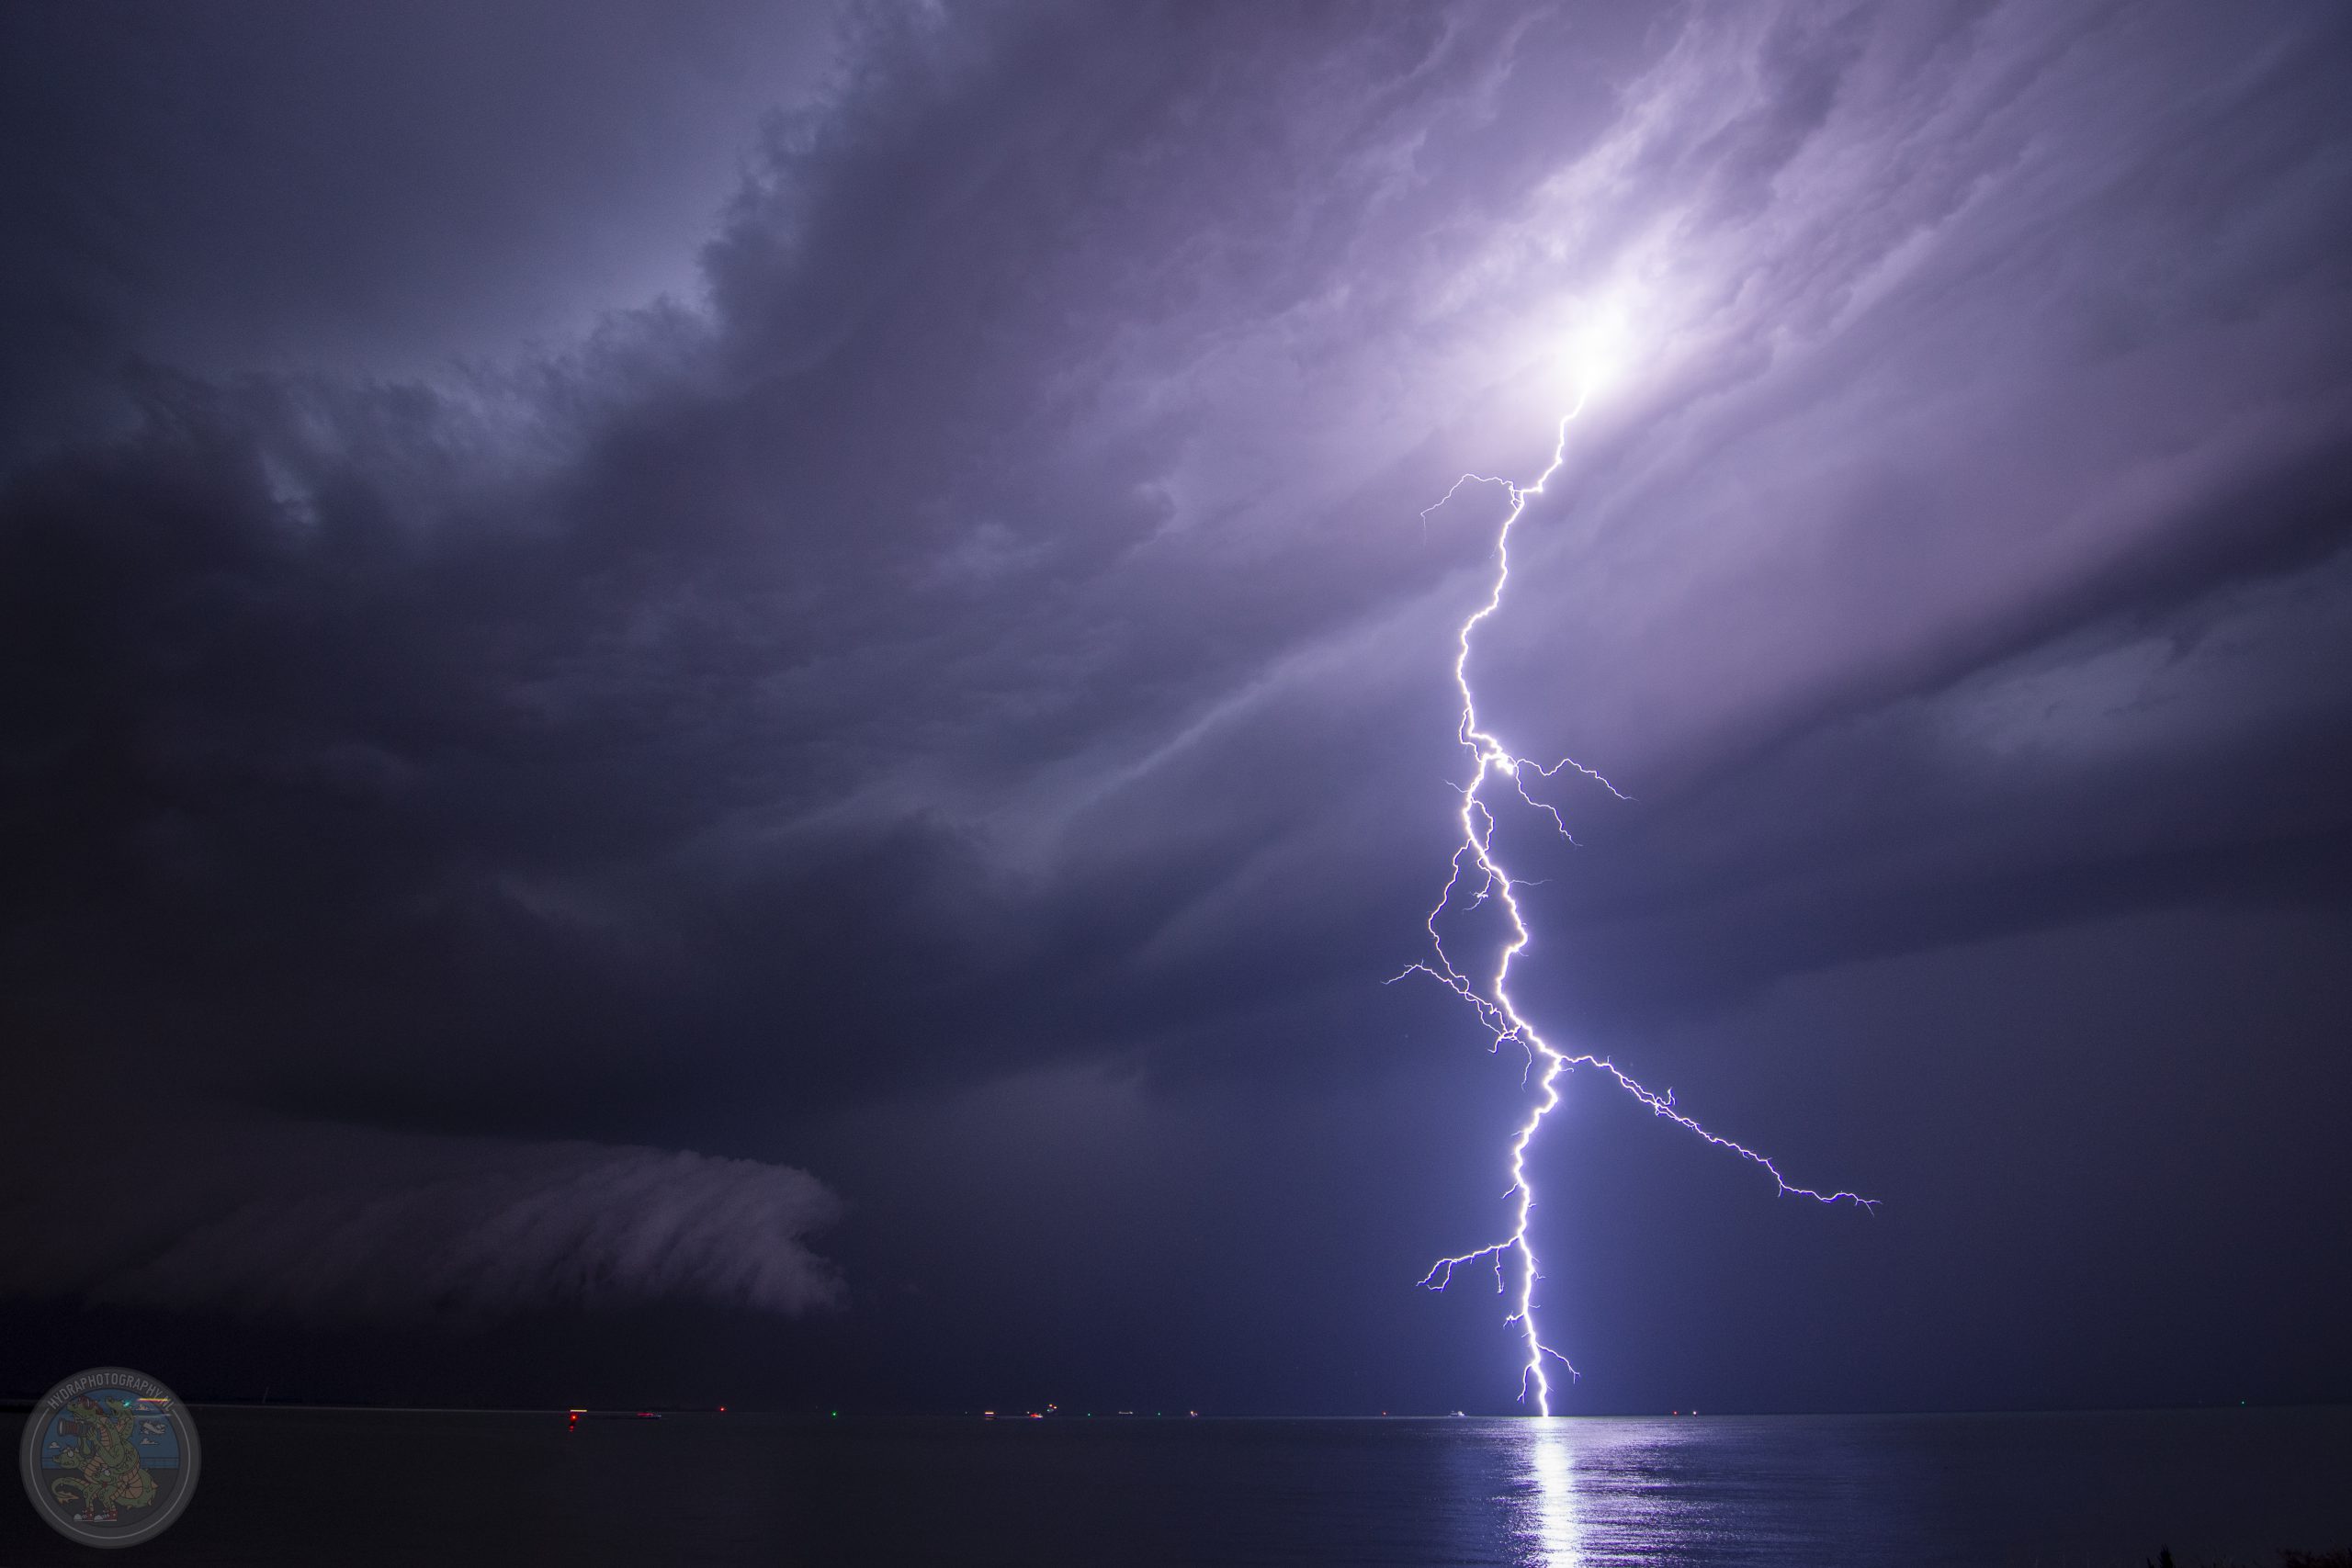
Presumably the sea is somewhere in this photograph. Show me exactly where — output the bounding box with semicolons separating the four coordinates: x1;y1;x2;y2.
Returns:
4;1405;2346;1566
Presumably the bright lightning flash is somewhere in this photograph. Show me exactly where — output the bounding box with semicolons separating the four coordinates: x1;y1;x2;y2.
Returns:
1399;363;1871;1416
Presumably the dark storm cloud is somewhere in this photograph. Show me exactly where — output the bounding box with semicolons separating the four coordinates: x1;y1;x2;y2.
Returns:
4;2;1589;1125
0;1119;840;1322
3;0;2350;1376
0;2;832;423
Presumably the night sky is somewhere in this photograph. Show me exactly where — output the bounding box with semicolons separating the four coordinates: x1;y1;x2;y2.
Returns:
4;1;2349;1418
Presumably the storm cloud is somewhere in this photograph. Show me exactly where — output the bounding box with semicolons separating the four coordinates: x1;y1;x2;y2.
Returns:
0;1122;841;1323
3;1;2347;1410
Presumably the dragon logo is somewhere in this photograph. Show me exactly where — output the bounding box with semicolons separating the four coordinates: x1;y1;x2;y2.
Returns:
19;1367;200;1548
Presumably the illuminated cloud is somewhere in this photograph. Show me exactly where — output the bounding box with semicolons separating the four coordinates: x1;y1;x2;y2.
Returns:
0;0;2346;1408
0;1122;842;1323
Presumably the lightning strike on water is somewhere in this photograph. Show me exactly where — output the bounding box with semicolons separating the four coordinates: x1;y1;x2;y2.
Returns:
1398;391;1871;1416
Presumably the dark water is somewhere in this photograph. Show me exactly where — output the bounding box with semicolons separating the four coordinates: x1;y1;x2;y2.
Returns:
5;1406;2346;1566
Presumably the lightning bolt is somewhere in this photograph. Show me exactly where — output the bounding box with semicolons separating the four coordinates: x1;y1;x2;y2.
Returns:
1398;393;1871;1415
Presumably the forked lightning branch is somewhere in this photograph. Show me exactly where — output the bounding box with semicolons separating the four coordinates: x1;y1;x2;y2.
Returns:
1398;379;1871;1415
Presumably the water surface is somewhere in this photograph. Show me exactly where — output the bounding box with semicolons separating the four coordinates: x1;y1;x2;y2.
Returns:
3;1405;2344;1565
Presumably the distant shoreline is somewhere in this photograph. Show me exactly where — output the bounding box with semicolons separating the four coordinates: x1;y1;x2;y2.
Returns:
6;1401;2349;1419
